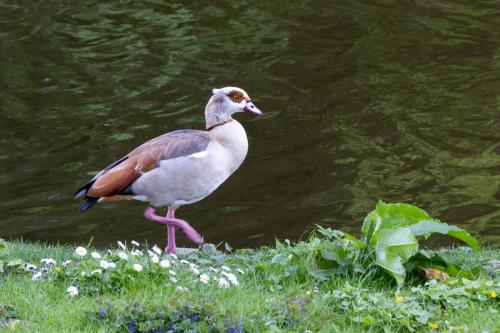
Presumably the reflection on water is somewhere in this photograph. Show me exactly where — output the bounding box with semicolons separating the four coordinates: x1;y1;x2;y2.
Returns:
1;0;499;248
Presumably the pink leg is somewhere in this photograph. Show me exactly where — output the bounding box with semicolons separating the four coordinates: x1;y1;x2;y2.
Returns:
144;207;203;254
166;209;176;254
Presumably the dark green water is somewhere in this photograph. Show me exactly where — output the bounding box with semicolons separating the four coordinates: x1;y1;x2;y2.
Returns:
1;0;499;248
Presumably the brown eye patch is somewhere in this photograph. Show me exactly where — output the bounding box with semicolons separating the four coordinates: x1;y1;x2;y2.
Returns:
227;90;244;103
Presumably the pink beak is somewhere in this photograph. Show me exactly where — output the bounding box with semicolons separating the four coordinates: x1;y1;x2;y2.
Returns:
243;101;263;116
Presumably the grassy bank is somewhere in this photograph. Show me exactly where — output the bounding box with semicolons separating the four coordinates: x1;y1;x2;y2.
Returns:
0;238;498;333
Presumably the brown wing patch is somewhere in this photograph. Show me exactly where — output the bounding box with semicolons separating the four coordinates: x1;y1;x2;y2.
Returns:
87;156;141;197
227;90;245;103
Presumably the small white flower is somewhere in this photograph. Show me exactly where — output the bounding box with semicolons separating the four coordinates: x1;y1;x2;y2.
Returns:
32;271;43;281
168;270;176;276
169;276;178;284
91;252;101;259
148;250;155;257
151;255;159;264
159;259;170;268
91;269;102;275
209;267;219;273
199;274;209;284
108;262;116;269
26;264;37;271
180;259;190;265
99;260;110;269
176;286;188;292
237;269;245;275
131;249;142;257
63;260;72;267
118;251;128;260
40;258;56;266
131;240;140;247
218;277;230;289
221;265;231;272
133;264;143;272
117;241;126;250
67;286;78;297
75;247;87;257
169;253;178;260
222;272;239;286
190;267;200;275
152;245;162;256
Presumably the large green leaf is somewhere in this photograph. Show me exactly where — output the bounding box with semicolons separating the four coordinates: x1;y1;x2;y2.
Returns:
408;220;480;252
306;250;338;281
405;250;482;279
371;227;418;286
362;201;431;239
343;233;367;249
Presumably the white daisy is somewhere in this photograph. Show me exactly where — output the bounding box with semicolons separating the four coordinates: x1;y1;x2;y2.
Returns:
169;276;178;284
176;286;188;292
190;267;200;275
67;286;78;297
159;259;170;268
148;250;155;257
218;277;230;289
99;260;110;269
118;251;128;260
75;247;87;257
62;260;72;267
26;264;37;271
133;264;143;272
222;272;239;286
199;274;210;284
32;271;43;281
131;249;142;257
117;241;126;250
91;252;101;259
152;245;162;256
131;240;140;247
40;258;56;266
151;255;159;264
108;262;116;269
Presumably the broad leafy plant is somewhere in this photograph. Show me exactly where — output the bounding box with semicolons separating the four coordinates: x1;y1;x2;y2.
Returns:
308;201;481;286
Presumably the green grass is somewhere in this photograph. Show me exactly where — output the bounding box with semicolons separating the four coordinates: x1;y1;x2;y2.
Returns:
0;240;498;333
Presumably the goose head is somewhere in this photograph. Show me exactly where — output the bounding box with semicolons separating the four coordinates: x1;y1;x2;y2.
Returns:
205;87;263;129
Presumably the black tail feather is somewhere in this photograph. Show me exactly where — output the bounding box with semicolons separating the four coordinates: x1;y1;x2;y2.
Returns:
73;181;95;199
79;197;99;212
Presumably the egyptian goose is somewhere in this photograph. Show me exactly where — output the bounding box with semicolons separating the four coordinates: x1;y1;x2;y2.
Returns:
74;87;263;253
